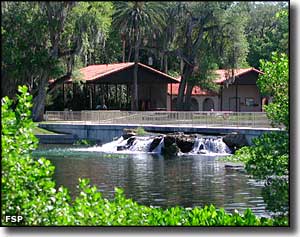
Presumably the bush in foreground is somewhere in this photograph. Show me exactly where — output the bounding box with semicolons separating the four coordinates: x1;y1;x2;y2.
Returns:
1;86;287;226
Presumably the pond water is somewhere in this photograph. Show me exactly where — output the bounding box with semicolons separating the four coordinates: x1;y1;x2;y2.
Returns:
34;143;268;217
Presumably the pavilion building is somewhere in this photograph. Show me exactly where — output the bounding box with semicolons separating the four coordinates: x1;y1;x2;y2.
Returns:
53;63;267;112
59;62;179;111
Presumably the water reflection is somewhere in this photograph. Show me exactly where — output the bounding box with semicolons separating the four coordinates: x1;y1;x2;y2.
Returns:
34;148;267;216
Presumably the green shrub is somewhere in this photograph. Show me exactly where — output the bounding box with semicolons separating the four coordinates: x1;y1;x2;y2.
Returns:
262;177;289;215
1;86;287;226
135;126;147;136
234;132;288;179
2;86;72;226
74;139;94;146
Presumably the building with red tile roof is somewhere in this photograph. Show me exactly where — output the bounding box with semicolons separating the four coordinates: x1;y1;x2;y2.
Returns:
55;62;179;111
51;63;266;112
167;68;265;112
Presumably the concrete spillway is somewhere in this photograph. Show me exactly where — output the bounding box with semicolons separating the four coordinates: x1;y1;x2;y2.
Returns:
70;135;231;156
38;123;281;145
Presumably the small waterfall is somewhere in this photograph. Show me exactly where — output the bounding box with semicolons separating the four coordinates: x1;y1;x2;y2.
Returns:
151;138;164;154
71;134;231;155
101;136;127;152
128;137;153;152
191;137;205;153
189;136;231;155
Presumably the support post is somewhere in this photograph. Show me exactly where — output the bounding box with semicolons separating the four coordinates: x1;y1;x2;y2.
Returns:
72;83;75;110
220;86;223;111
115;84;118;109
62;83;65;108
126;84;129;110
106;83;109;108
84;83;87;109
89;85;93;110
235;80;238;112
93;84;96;109
170;83;173;111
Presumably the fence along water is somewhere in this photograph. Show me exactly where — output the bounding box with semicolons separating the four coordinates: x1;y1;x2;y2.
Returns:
44;111;273;128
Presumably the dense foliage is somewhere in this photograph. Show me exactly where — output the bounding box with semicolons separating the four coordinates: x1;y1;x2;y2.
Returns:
2;2;113;121
234;132;288;179
2;86;72;225
2;2;288;114
1;86;287;226
1;1;289;227
245;3;288;68
257;53;289;129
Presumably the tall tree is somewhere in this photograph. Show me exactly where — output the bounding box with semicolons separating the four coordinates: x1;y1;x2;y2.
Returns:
170;2;233;110
244;2;288;68
160;2;249;110
32;2;76;121
68;2;114;66
113;1;166;110
2;2;113;121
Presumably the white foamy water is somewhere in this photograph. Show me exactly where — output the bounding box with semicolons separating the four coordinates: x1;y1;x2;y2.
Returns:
188;136;231;155
71;135;232;156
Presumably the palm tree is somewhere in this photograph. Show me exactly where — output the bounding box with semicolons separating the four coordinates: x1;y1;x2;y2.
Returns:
113;2;166;110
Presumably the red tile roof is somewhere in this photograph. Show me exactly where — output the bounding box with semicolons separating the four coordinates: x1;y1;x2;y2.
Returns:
66;62;178;83
168;68;263;96
80;63;134;81
214;68;263;84
168;83;218;96
64;63;133;82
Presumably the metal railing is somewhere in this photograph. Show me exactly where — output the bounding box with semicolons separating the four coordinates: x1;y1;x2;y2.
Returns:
44;110;274;128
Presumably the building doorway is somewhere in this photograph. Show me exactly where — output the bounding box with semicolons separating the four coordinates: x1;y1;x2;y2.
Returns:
190;98;199;111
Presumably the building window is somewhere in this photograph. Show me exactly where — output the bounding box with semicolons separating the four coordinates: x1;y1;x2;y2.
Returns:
245;97;255;106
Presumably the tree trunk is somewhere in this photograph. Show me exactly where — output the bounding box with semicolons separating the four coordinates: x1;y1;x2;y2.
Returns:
122;35;126;63
1;72;16;98
132;63;138;110
31;2;75;121
175;16;206;111
184;82;194;110
164;54;168;73
32;74;48;122
47;72;72;94
176;63;194;110
176;75;186;110
160;52;164;71
132;31;141;111
128;45;132;62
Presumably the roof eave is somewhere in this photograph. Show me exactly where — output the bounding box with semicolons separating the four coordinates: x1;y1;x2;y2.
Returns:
138;63;180;83
216;68;263;85
84;63;135;82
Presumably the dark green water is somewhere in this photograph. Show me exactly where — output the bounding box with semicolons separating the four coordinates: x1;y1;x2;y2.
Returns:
34;145;268;217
